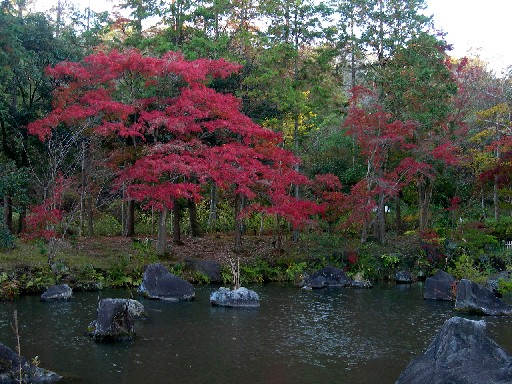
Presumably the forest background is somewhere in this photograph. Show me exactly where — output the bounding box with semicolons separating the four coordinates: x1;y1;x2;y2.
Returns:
1;0;512;295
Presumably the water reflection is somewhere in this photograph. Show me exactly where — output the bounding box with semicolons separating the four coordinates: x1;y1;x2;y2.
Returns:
1;284;511;383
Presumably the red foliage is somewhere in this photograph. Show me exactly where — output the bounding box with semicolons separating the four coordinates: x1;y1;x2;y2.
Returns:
445;196;461;212
431;142;461;166
23;175;70;241
311;174;344;224
28;49;321;230
346;251;358;265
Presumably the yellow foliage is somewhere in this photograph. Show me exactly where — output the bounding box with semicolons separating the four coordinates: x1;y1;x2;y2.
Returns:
469;128;495;143
476;103;510;120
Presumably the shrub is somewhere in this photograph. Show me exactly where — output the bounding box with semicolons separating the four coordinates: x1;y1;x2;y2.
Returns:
94;213;122;236
448;252;487;284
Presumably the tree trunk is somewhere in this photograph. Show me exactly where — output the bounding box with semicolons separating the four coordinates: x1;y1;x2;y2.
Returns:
350;13;356;88
395;194;403;234
480;187;486;220
208;182;218;230
87;194;94;236
188;199;201;237
494;175;500;220
360;223;368;243
275;215;283;251
234;193;243;252
17;207;25;234
156;207;168;256
3;196;13;233
172;198;182;244
418;176;433;232
377;191;386;243
126;200;135;237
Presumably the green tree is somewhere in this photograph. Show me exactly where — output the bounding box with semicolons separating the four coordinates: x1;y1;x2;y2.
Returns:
379;32;460;232
359;0;431;69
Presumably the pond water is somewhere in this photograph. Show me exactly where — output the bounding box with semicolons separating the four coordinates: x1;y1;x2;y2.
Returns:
1;283;512;384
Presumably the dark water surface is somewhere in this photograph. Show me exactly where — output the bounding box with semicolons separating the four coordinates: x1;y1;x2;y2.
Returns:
1;283;512;384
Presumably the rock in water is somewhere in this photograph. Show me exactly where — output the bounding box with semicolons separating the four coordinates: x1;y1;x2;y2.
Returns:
301;266;353;289
40;284;72;302
395;270;414;284
396;317;512;384
138;263;195;301
423;270;456;301
88;299;135;342
210;287;260;308
454;279;512;315
0;342;61;383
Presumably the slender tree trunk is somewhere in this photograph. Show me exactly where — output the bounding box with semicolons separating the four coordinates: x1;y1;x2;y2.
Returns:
156;207;168;256
56;0;62;37
3;196;12;233
188;199;201;237
87;194;94;236
350;14;356;88
16;208;25;234
480;187;486;220
291;12;300;243
172;198;182;244
377;191;386;243
395;194;403;234
418;176;433;232
79;140;87;237
360;223;368;243
494;175;500;220
126;200;135;237
276;215;283;251
208;182;218;229
234;193;243;252
121;184;126;236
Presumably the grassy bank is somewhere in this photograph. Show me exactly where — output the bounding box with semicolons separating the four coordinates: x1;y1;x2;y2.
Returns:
1;232;510;300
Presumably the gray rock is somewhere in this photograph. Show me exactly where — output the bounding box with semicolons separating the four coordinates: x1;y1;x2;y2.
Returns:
185;259;222;283
138;263;195;301
88;298;135;342
40;284;72;302
301;266;352;289
423;270;456;301
395;270;414;284
351;280;372;289
0;342;61;383
210;287;260;308
455;279;512;315
396;317;512;384
125;299;148;319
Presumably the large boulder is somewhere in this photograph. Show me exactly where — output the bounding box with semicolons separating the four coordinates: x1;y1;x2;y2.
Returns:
300;266;353;289
423;270;456;301
396;317;512;384
88;299;136;342
455;279;512;315
210;287;260;308
138;263;195;301
185;259;222;283
40;284;72;302
0;342;61;383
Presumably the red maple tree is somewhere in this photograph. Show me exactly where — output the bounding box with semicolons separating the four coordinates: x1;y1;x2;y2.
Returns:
28;49;320;247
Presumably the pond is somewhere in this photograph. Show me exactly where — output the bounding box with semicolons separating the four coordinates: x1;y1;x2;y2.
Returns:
1;283;512;384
